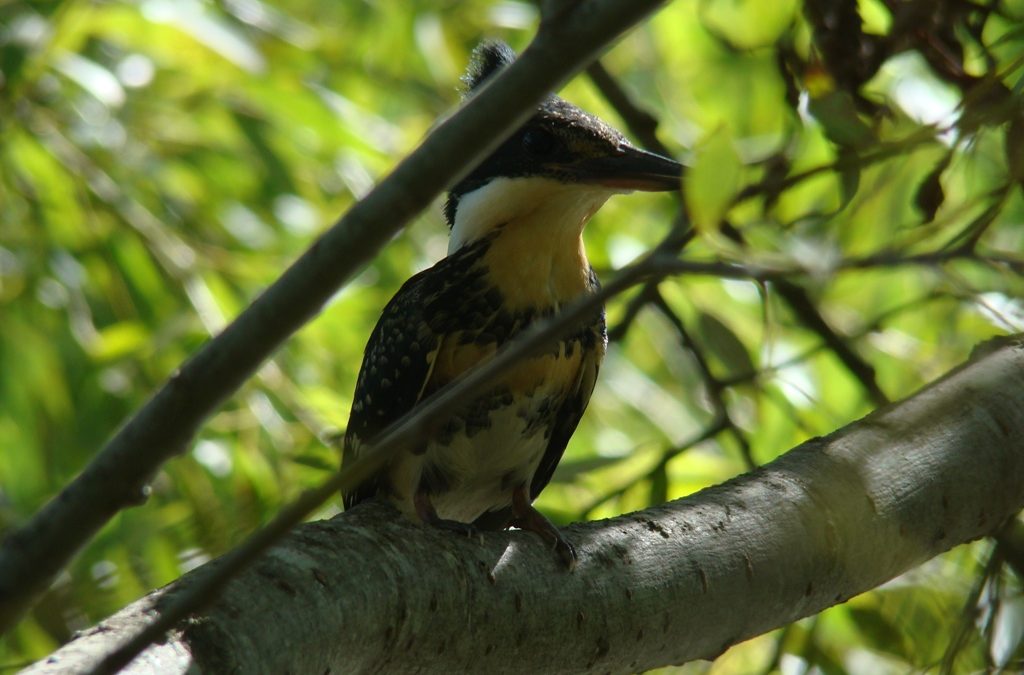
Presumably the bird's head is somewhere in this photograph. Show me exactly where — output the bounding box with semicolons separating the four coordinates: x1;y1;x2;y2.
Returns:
445;41;682;252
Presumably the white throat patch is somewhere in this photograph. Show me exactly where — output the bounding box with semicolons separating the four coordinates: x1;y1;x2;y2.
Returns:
449;177;621;254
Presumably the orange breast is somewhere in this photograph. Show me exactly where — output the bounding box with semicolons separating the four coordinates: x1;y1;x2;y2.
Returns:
481;227;591;311
432;335;583;398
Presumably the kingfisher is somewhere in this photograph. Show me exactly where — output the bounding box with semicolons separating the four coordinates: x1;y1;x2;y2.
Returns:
342;41;681;568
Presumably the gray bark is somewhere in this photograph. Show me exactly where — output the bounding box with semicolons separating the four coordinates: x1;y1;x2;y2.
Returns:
24;337;1024;674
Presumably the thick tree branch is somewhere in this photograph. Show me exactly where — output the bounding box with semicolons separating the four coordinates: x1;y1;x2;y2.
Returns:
25;338;1024;674
83;247;1021;672
0;0;671;634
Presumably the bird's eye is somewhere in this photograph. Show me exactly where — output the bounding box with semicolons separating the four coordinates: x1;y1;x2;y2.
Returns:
522;129;557;156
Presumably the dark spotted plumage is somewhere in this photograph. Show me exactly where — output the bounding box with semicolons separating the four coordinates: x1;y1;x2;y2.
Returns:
341;40;680;568
343;233;606;512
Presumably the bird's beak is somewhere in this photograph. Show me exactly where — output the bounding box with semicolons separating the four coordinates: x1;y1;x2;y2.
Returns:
569;145;683;192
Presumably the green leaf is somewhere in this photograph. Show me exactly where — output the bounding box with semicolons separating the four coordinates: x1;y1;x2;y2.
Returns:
1005;112;1024;186
808;90;875;149
848;606;909;658
695;310;756;380
684;126;743;236
90;322;150;362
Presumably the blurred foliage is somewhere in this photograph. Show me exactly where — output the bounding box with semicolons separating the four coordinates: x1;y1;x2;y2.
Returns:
1;0;1023;672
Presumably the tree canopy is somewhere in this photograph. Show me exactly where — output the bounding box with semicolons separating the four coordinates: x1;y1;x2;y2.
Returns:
2;0;1023;672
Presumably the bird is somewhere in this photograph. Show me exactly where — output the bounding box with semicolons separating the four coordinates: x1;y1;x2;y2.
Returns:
342;41;681;569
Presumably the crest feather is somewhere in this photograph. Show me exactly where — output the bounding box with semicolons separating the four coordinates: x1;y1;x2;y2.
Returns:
462;40;517;94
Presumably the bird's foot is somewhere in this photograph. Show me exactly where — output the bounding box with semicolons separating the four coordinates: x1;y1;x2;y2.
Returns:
511;485;577;571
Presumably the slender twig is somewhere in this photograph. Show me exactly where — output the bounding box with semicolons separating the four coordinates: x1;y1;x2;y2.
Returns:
650;290;755;468
608;282;660;342
940;187;1011;253
584;58;693;346
774;280;889;407
579;421;727;517
645;246;997;278
718;291;950;388
586;60;671;156
734;127;946;206
939;544;1002;675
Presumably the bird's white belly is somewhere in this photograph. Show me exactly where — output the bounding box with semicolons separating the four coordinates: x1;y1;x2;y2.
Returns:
389;386;561;523
428;403;549;521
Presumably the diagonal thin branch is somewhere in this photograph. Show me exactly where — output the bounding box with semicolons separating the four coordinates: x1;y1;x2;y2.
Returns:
773;279;890;407
0;0;673;634
586;60;671;156
649;290;755;467
584;59;695;345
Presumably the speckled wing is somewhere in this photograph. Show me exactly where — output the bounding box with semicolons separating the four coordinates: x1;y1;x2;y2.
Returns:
529;303;607;501
342;269;443;510
342;237;492;509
